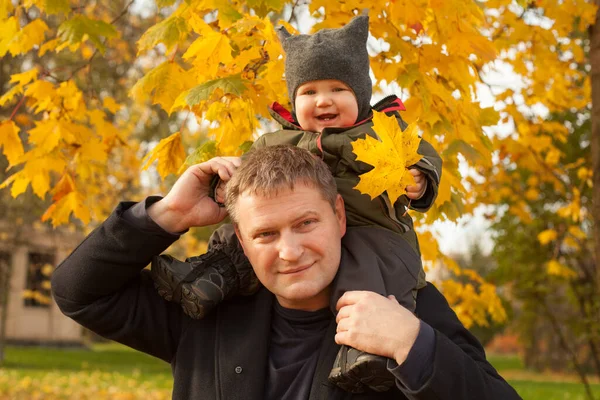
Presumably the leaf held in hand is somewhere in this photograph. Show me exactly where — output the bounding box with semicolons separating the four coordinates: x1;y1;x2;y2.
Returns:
352;112;422;204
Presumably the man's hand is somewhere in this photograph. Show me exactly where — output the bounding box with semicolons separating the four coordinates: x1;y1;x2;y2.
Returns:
335;291;421;365
406;169;427;200
148;157;242;232
215;179;226;204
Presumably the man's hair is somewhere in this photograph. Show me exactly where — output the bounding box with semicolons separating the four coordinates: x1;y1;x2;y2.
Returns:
225;145;338;223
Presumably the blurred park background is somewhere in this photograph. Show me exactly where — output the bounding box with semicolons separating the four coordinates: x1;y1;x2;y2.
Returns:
1;0;600;398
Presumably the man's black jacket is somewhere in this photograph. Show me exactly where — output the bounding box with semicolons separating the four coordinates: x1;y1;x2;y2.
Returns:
51;202;521;400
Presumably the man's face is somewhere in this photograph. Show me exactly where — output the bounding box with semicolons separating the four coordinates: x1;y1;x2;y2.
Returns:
234;183;346;311
294;79;359;133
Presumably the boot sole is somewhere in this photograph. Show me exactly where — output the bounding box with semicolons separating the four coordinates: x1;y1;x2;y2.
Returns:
329;354;395;393
151;260;207;319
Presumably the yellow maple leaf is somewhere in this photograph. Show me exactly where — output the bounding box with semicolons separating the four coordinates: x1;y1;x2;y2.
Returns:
0;120;25;167
0;0;14;19
538;229;557;245
51;173;76;202
0;16;19;57
42;190;90;227
102;96;121;113
142;131;186;179
182;30;234;69
546;260;577;279
130;61;192;113
352;112;422;204
8;19;49;56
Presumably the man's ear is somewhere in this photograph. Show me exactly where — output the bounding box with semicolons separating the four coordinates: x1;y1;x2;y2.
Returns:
234;225;247;254
334;194;347;237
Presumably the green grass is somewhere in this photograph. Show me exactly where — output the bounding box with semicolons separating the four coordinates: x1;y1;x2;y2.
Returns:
4;342;170;375
488;354;600;400
0;343;173;399
2;344;600;399
511;381;600;400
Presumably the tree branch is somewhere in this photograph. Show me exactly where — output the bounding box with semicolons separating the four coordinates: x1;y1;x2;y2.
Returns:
9;95;26;121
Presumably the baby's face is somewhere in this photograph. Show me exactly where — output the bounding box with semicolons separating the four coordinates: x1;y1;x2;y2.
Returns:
294;79;359;133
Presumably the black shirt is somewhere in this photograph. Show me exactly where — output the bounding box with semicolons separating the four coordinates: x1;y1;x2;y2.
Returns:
266;302;333;400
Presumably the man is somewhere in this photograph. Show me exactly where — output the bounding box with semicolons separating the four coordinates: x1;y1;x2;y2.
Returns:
51;145;521;399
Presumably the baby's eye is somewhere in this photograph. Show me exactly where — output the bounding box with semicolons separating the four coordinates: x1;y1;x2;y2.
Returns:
301;90;316;95
333;87;347;92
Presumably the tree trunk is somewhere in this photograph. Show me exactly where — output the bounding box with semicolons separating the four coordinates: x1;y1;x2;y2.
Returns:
0;255;12;366
592;2;600;311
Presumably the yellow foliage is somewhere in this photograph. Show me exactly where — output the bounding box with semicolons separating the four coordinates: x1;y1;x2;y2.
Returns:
4;0;579;329
0;16;19;57
7;19;49;56
0;120;25;167
137;15;188;54
568;225;586;240
537;229;557;245
0;0;14;19
103;96;121;113
546;260;577;279
131;61;193;113
352;113;422;204
42;190;91;226
142;132;187;179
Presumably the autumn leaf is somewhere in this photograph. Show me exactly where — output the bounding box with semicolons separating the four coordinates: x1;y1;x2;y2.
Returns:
182;140;218;170
546;260;577;279
188;76;248;105
57;16;117;54
182;29;234;68
131;61;192;112
0;120;25;167
142;132;186;179
42;190;91;226
44;0;71;14
0;0;14;19
0;16;19;57
103;96;121;113
137;15;188;54
156;0;178;7
7;19;49;56
538;229;558;245
352;113;422;204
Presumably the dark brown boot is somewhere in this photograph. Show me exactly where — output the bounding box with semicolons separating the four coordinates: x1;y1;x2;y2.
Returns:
151;247;259;319
328;345;395;393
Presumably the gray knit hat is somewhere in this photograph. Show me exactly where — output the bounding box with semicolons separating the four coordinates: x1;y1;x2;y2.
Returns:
277;15;372;122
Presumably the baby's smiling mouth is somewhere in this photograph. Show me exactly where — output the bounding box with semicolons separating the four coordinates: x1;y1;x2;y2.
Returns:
316;114;338;121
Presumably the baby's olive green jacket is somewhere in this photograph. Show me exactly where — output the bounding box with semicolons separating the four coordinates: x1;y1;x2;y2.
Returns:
254;95;442;256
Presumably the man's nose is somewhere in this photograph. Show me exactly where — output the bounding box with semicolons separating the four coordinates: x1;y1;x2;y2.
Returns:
277;232;304;261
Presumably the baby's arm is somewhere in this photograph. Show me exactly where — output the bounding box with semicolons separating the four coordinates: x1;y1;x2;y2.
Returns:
408;137;442;212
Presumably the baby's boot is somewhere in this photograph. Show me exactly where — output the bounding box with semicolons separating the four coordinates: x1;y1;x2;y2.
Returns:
151;244;259;319
328;345;395;393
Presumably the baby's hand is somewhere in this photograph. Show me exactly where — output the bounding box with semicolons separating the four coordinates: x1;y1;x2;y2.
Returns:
405;169;427;200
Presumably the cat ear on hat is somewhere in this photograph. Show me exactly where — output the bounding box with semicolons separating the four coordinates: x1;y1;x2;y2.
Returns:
277;26;292;44
342;15;369;43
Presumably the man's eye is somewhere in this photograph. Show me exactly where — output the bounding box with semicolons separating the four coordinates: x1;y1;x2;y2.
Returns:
259;231;274;237
300;219;317;228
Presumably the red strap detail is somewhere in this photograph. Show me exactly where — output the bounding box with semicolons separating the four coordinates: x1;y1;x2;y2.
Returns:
381;98;407;113
354;115;374;126
316;134;324;157
270;102;296;124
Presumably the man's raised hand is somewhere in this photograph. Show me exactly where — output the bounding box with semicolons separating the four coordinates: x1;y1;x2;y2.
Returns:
148;157;242;232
